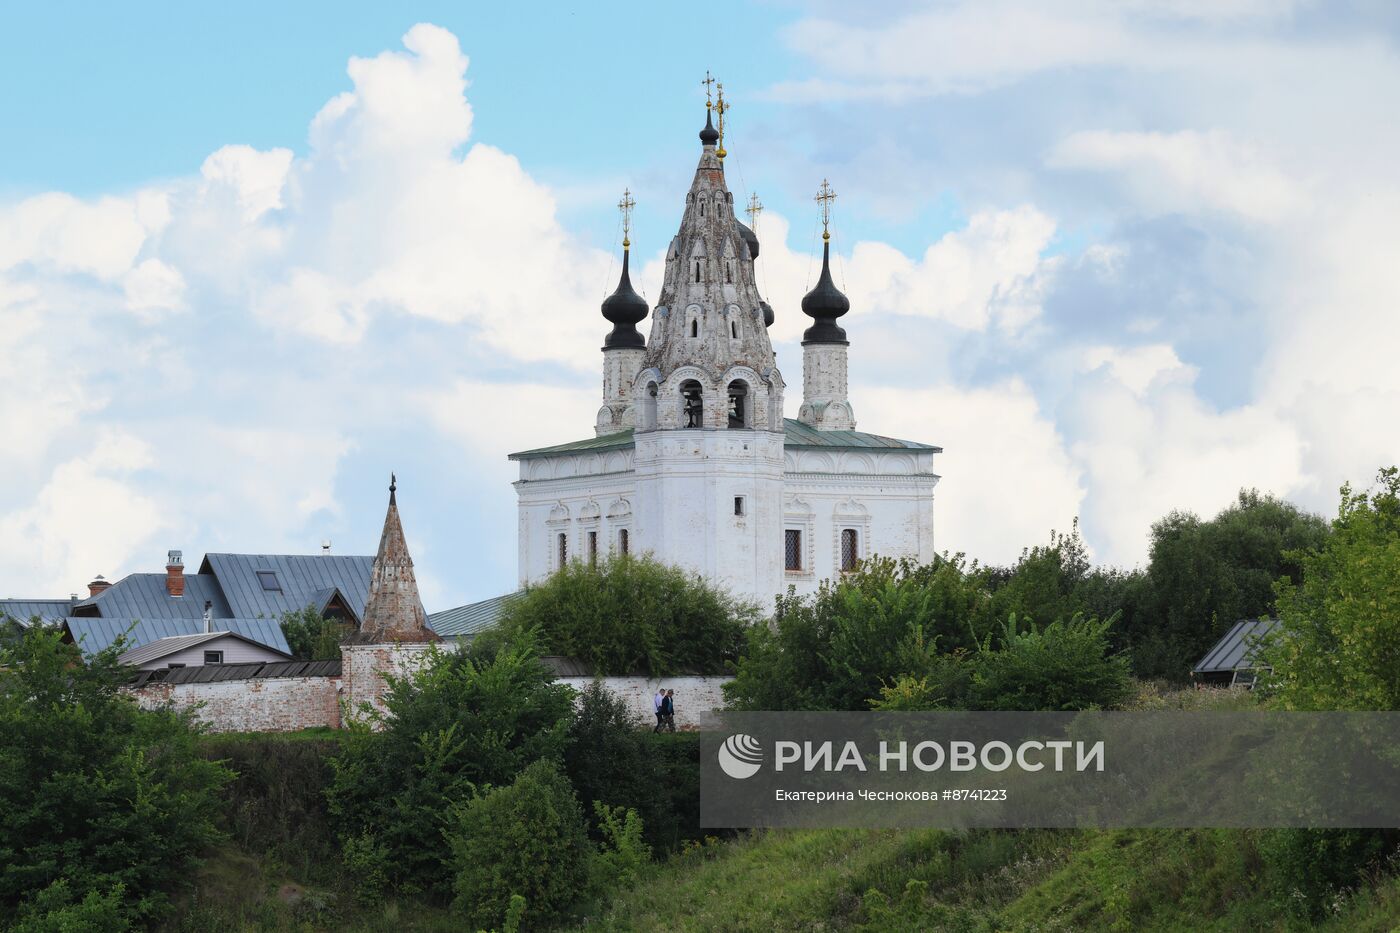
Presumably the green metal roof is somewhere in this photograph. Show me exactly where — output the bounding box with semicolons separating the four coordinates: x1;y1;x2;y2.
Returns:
510;419;939;460
427;592;523;637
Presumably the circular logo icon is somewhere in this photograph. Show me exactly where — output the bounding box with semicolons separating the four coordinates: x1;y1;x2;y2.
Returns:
718;733;763;779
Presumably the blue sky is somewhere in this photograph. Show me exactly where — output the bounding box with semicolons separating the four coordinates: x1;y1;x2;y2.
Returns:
3;2;1400;610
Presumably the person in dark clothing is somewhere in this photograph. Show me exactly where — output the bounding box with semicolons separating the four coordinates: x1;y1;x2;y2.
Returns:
661;689;676;733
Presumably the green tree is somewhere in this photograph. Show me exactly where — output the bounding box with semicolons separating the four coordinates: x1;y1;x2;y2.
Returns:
1266;468;1400;711
279;604;353;661
1131;489;1328;680
326;632;574;893
725;555;990;712
448;759;596;929
498;554;754;676
0;627;231;926
969;613;1135;711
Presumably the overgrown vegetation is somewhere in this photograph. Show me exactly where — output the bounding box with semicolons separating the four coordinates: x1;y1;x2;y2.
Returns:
279;604;356;661
0;628;231;928
496;554;755;675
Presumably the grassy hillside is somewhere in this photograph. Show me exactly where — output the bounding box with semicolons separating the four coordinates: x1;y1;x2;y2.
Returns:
579;828;1400;932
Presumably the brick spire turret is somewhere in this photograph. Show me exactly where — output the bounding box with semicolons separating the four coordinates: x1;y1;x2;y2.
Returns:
360;474;439;643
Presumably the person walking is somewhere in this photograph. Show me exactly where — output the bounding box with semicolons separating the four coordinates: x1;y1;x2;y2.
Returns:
653;686;666;732
661;689;676;733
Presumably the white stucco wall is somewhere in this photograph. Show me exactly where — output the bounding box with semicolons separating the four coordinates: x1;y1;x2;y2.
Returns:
558;675;733;730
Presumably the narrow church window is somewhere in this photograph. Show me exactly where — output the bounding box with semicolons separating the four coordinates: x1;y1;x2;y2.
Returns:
588;531;598;567
731;320;738;339
734;496;745;517
841;529;860;572
785;529;803;571
700;200;705;217
619;528;630;555
681;380;704;428
693;263;701;284
557;532;568;566
690;318;699;337
725;264;733;284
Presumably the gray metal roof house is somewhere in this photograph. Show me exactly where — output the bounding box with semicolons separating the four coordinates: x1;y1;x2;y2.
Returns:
1193;618;1281;688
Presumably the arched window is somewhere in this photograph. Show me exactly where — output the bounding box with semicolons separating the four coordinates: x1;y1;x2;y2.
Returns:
641;381;658;430
618;528;630;555
693;262;702;284
730;320;739;339
681;380;704;428
700;200;705;217
841;529;860;572
587;531;598;567
725;263;733;284
727;379;749;429
690;318;699;337
557;532;568;567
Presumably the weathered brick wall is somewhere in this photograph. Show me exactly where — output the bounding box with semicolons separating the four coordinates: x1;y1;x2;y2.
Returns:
126;644;733;734
128;676;342;732
340;643;440;725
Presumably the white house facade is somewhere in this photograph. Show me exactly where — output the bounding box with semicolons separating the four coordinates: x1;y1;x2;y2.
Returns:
509;106;940;609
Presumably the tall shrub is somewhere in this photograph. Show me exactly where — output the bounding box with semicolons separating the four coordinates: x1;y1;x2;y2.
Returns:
448;759;595;929
0;628;230;925
326;633;574;893
498;555;754;675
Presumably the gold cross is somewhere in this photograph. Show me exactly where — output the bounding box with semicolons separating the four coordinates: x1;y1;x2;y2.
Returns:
701;71;716;108
745;192;763;230
815;179;837;241
714;82;730;159
618;188;636;249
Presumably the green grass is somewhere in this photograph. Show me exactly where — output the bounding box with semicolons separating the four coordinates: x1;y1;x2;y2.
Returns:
575;828;1400;932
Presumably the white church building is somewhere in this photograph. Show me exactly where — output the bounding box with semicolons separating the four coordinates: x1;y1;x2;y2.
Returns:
508;105;940;609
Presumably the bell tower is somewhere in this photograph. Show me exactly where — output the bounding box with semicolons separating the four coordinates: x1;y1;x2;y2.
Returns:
631;81;786;605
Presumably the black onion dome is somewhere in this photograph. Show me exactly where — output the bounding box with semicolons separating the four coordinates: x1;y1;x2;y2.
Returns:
760;300;775;328
800;240;850;344
736;221;760;259
700;108;719;146
601;250;648;349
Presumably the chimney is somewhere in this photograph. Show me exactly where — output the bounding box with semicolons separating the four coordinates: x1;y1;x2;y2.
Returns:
166;549;185;597
321;539;332;555
203;600;213;634
87;574;111;598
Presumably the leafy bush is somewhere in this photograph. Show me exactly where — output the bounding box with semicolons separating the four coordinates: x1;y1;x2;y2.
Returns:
279;604;354;661
590;802;650;891
1260;828;1400;919
326;633;574;894
10;880;128;933
726;555;990;711
448;759;595;929
0;627;231;926
1266;467;1400;711
199;731;343;876
562;680;702;852
970;613;1134;712
498;555;754;675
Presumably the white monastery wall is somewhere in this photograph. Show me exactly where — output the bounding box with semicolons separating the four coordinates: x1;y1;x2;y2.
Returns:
128;675;343;732
557;674;732;731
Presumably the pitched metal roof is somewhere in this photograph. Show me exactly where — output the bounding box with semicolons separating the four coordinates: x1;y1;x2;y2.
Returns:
1193;618;1281;674
64;617;292;658
72;573;233;619
509;418;939;461
198;554;374;623
0;599;76;623
427;592;522;637
117;630;291;668
127;658;342;687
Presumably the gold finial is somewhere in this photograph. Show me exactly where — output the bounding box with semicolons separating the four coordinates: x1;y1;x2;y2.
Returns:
815;179;837;242
714;82;730;159
618;188;636;250
745;192;763;230
702;70;715;109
